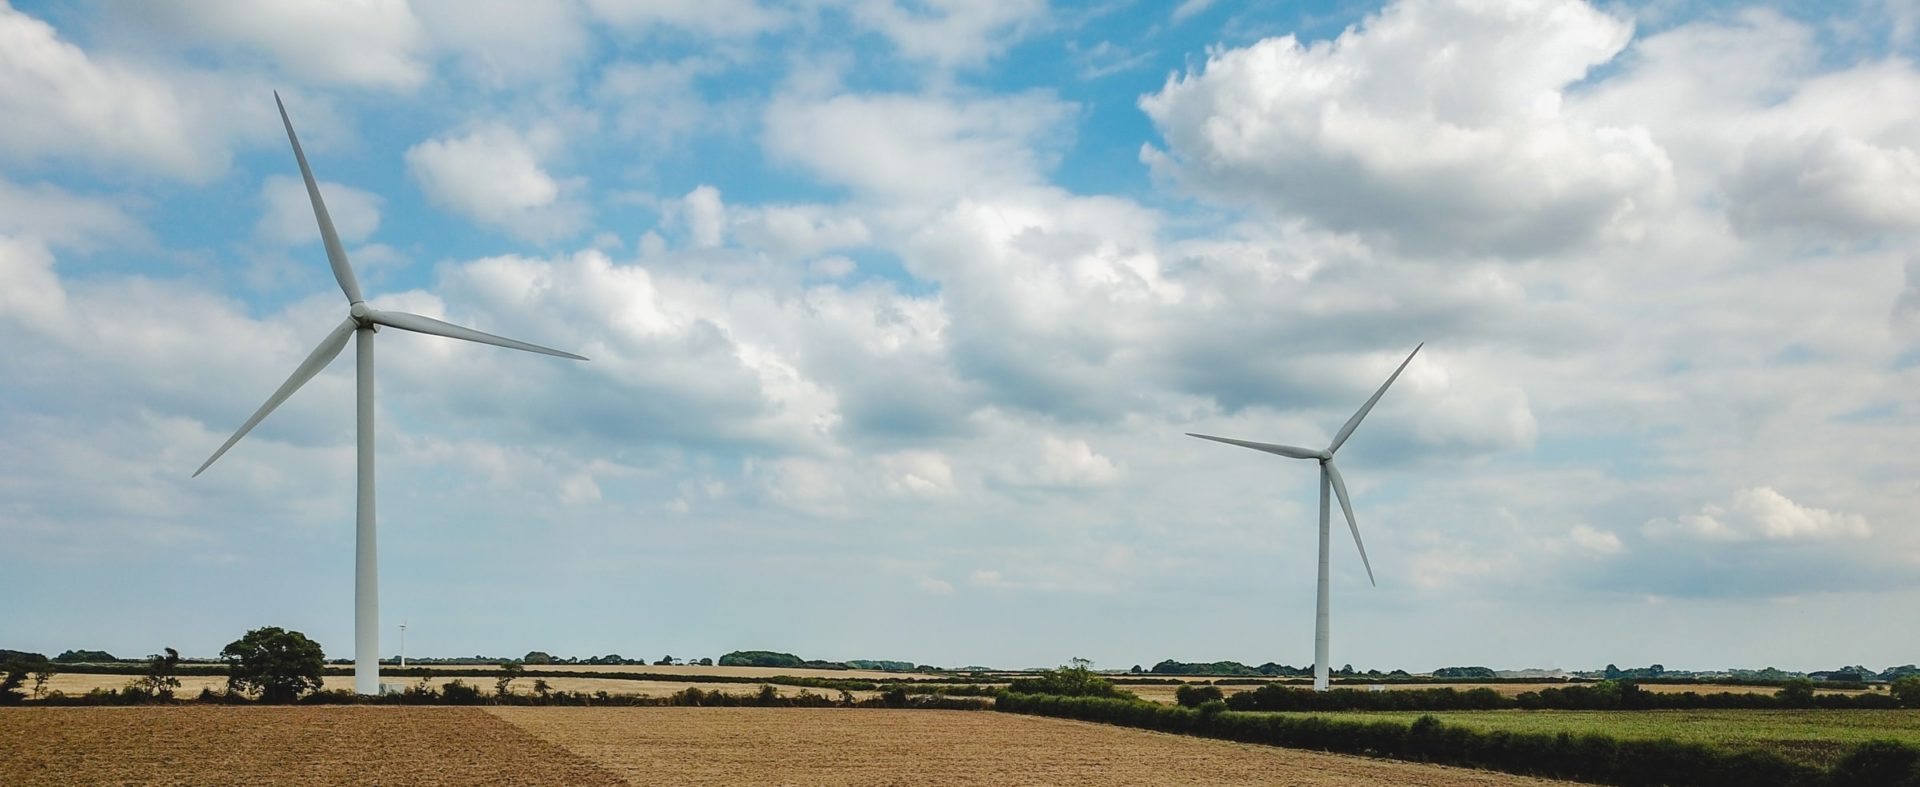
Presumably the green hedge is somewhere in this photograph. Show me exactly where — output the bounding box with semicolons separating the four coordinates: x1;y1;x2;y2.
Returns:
997;692;1920;786
1222;681;1907;713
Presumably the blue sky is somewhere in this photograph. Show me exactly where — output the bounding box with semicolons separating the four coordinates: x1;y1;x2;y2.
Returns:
2;0;1917;672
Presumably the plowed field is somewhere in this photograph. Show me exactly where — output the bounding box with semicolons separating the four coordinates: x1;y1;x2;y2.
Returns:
3;706;1579;786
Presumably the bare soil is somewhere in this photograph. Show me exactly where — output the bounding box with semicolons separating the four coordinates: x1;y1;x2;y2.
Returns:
0;706;623;786
490;706;1581;786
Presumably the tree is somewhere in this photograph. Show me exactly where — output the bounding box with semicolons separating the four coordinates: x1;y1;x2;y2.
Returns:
1891;676;1920;708
53;649;115;663
696;657;713;666
0;664;26;705
495;661;524;697
32;666;55;699
134;648;182;700
654;655;676;666
222;627;325;702
532;679;551;700
522;651;554;665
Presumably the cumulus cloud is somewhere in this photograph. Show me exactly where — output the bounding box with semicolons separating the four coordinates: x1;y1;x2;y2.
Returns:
0;6;253;180
256;175;382;247
842;0;1047;69
414;0;588;84
1644;487;1872;542
0;178;146;251
585;0;786;37
117;0;427;90
763;91;1076;199
1139;0;1673;257
405;124;588;242
992;435;1122;490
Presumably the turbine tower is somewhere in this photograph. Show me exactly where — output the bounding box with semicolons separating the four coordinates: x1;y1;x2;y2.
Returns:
1188;344;1421;692
194;93;587;695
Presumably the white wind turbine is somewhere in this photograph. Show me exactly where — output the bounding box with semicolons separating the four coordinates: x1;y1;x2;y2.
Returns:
194;93;588;695
1188;344;1421;692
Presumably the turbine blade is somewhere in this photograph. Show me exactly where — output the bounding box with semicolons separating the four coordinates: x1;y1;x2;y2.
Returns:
193;317;357;477
274;91;363;305
1186;433;1324;460
1328;343;1423;455
1324;460;1375;587
368;309;588;361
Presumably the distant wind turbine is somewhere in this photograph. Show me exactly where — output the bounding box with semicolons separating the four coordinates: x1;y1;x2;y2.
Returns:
194;93;588;695
1188;344;1421;692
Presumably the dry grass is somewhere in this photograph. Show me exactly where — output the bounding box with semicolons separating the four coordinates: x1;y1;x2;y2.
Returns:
33;673;875;700
490;707;1581;786
410;663;919;680
0;706;623;786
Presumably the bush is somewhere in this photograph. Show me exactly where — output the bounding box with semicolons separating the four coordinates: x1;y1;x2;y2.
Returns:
1175;684;1224;707
440;680;483;704
1829;740;1920;787
1006;659;1134;699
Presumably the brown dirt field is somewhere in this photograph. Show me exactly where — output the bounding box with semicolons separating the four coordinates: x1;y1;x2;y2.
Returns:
0;706;624;786
489;706;1581;786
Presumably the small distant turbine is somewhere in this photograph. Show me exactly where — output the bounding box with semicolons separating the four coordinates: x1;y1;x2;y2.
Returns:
194;93;588;695
1188;344;1421;692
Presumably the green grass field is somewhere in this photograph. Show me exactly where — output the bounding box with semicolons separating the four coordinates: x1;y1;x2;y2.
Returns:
1276;709;1920;767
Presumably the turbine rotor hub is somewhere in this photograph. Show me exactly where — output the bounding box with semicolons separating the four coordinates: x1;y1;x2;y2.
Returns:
349;301;373;326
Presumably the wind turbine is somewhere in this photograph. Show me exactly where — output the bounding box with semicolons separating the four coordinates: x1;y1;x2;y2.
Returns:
1188;344;1421;692
194;93;587;695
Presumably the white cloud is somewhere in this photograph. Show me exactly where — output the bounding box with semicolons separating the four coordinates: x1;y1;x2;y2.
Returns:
1645;487;1872;542
994;435;1121;489
122;0;427;90
405;124;588;242
596;58;726;147
680;185;726;248
414;0;586;84
764;91;1076;199
1140;0;1673;257
0;178;146;251
842;0;1047;69
1569;524;1623;555
0;6;249;180
585;0;785;37
1171;0;1214;24
256;175;382;247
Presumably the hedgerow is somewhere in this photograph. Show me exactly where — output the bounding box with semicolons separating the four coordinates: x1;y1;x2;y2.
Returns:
997;692;1918;786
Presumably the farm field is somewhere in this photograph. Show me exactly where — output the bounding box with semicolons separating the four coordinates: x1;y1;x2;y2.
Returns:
407;663;923;680
33;672;877;700
1271;709;1920;767
0;706;1583;786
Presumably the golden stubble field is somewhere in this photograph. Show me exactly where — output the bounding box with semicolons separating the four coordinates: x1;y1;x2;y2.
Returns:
1;706;1584;786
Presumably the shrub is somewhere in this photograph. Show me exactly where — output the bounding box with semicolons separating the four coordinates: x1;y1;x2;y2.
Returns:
1175;684;1225;707
1006;659;1134;699
1829;740;1920;787
440;680;482;704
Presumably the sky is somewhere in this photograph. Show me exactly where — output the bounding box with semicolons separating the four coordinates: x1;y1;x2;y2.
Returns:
1;0;1917;673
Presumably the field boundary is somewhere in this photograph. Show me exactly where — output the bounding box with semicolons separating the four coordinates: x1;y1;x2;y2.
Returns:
994;692;1920;787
